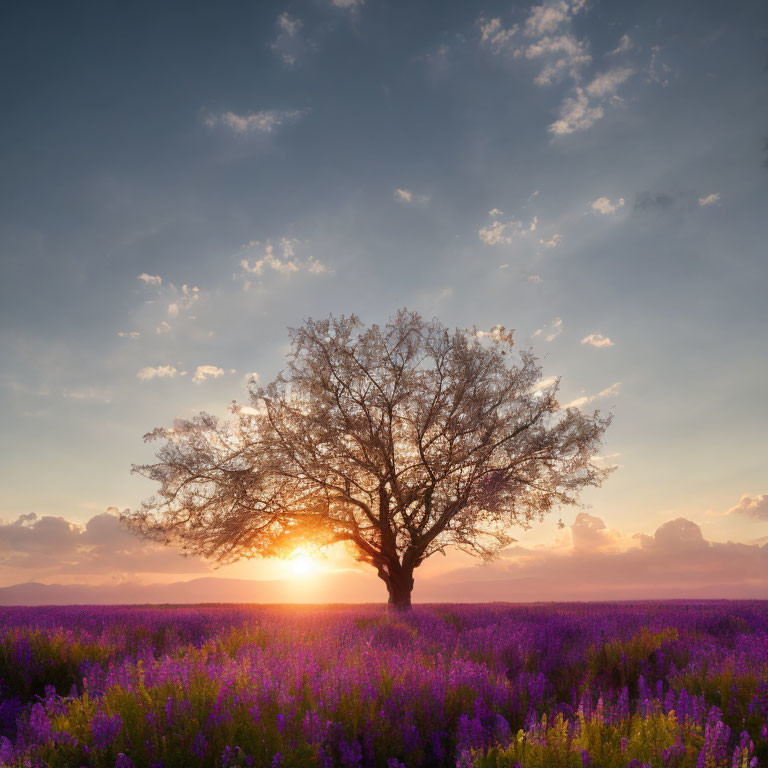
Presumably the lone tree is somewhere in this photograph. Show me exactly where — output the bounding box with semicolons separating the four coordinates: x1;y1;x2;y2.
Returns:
125;310;612;610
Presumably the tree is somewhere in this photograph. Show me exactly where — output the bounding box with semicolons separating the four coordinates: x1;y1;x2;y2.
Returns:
124;310;612;610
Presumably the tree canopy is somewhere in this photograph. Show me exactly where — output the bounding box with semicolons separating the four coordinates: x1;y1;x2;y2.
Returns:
125;310;612;609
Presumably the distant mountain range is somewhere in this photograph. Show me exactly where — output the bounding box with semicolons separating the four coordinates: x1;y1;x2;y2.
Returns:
1;569;766;605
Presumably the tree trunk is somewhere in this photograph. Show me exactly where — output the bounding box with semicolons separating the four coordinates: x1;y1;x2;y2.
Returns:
384;566;414;612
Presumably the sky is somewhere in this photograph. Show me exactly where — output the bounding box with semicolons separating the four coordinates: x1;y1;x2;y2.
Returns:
0;0;766;600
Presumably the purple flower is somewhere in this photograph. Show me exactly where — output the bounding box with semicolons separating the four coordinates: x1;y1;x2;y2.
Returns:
28;702;52;743
115;754;134;768
191;732;208;759
91;712;122;748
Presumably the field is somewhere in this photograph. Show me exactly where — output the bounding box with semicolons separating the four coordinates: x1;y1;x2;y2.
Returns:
0;602;765;767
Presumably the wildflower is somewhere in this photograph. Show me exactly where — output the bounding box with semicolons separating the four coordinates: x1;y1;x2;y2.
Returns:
28;702;52;743
91;712;122;748
115;754;134;768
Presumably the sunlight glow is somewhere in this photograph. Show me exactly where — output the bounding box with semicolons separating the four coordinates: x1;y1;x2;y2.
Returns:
288;548;318;578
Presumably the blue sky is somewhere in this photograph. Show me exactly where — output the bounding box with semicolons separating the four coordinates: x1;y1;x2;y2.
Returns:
1;0;766;591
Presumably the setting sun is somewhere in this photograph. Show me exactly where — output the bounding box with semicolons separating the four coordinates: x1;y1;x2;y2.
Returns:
288;549;317;578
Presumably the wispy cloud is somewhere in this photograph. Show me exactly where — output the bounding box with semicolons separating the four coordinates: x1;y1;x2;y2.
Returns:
540;233;562;248
564;382;621;409
167;284;199;318
137;273;162;286
394;188;430;205
117;331;140;339
203;109;307;135
698;192;721;207
581;333;614;348
136;365;178;381
270;12;305;67
533;317;563;342
609;34;633;55
591;196;625;215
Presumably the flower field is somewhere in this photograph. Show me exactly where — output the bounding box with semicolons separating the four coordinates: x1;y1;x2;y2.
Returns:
0;602;765;767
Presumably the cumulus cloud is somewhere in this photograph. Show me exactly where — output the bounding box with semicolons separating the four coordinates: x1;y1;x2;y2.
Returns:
204;108;307;135
192;365;225;383
238;239;329;288
136;365;178;381
394;188;430;205
581;333;614;348
138;273;162;286
698;192;721;207
0;510;209;583
591;196;625;214
420;514;768;601
478;212;537;245
540;233;562;248
478;2;634;137
728;494;768;520
563;381;621;409
532;317;563;342
155;321;172;334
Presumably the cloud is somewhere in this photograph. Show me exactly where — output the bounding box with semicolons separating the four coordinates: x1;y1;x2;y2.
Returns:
591;196;625;215
155;321;172;334
0;510;209;582
540;233;562;248
419;514;768;601
526;35;591;85
548;87;604;134
585;67;634;98
478;18;518;54
581;333;614;348
192;365;225;383
62;388;112;404
479;2;634;137
167;284;199;317
527;274;543;283
699;192;721;207
238;239;329;287
270;12;306;67
532;317;562;342
524;1;572;36
609;34;633;55
136;365;178;381
563;381;621;409
478;211;537;245
138;273;162;286
394;188;430;205
117;331;140;339
331;0;363;8
204;109;307;135
728;494;768;520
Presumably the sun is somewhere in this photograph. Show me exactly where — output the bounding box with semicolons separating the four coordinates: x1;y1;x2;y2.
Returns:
288;548;318;578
